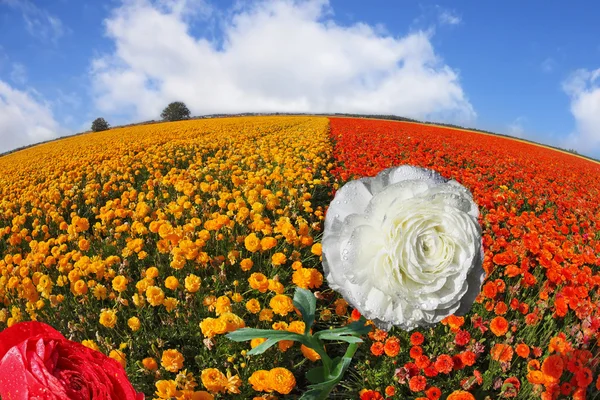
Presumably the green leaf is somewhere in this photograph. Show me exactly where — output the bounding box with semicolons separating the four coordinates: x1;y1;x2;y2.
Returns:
246;337;279;355
312;332;364;344
225;328;303;342
313;319;370;340
226;328;309;356
293;287;316;334
305;366;326;384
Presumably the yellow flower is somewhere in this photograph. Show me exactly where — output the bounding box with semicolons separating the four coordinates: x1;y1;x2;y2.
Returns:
185;274;201;293
146;286;165;306
292;268;312;289
259;308;274;322
81;339;100;351
128;316;141;331
231;292;243;303
161;349;185;373
93;284;108;300
268;367;296;395
164;297;179;312
248;273;269;293
112;275;128;292
218;312;245;333
99;309;117;328
142;357;159;371
267;279;284;294
310;243;322;256
271;252;286;266
177;391;214;400
249;370;272;392
145;266;159;278
215;296;231;316
301;344;321;361
250;338;267;349
109;349;126;368
165;276;179;290
245;298;261;314
240;258;253;272
260;236;277;251
155;380;179;399
244;233;261;253
72;279;88;296
201;368;227;393
269;294;294;316
334;298;348;316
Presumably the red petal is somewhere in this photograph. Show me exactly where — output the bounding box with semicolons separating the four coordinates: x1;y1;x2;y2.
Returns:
0;322;64;360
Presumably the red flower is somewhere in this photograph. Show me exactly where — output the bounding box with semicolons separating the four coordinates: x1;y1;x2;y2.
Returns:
384;337;401;357
454;330;471;346
360;389;384;400
434;354;454;374
408;375;427;392
502;377;521;398
425;386;442;400
410;332;425;346
0;322;143;400
370;342;385;357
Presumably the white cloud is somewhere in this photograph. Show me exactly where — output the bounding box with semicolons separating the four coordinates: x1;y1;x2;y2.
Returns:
562;68;600;154
0;80;60;153
10;63;27;85
507;116;526;138
438;9;461;26
1;0;66;43
90;0;475;124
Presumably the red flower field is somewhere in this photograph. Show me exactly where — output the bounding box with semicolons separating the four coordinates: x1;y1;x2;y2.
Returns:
330;117;600;399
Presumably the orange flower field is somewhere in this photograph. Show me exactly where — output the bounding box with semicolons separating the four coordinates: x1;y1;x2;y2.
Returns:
0;116;599;399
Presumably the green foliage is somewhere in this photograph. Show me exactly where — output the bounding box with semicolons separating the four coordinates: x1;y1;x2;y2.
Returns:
160;101;191;122
91;117;110;132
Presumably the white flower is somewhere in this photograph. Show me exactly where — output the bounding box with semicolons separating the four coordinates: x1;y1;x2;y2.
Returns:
322;166;484;331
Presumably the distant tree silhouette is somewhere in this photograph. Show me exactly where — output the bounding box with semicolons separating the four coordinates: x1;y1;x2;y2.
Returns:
91;118;110;132
161;102;191;122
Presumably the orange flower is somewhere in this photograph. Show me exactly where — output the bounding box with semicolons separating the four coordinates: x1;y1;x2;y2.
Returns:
384;385;395;397
269;294;294;316
434;354;454;374
482;281;498;299
383;336;400;357
490;316;509;336
161;349;184;373
410;332;424;346
441;315;464;332
201;368;227;393
408;375;427;392
460;351;476;367
248;370;272;392
248;273;269;293
527;370;546;385
541;355;564;384
447;390;475;400
425;387;442;400
370;342;384;356
410;345;423;359
300;344;321;361
516;343;530;358
491;343;513;362
268;367;296;395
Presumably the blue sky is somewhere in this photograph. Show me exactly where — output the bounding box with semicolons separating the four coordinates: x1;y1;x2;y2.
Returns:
1;0;599;158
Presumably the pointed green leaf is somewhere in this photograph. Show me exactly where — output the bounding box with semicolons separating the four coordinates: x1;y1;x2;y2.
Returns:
313;319;370;340
293;287;316;334
312;332;364;344
225;328;304;342
305;366;326;384
246;337;280;355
